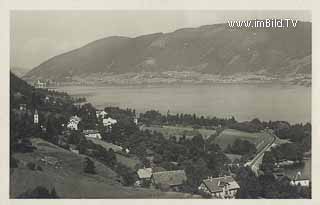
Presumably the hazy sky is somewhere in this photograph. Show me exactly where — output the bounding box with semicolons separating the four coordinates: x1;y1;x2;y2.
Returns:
10;10;311;69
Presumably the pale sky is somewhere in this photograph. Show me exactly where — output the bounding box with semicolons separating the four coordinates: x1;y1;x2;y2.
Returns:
10;10;311;70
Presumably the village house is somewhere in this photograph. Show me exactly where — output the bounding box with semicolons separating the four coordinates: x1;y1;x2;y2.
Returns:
96;110;108;119
151;170;187;191
103;117;117;128
198;176;240;199
34;80;46;89
135;167;153;187
83;129;102;139
290;172;310;187
67;115;81;131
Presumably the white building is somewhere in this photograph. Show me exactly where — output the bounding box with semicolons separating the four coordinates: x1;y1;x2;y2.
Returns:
198;176;240;199
67;115;81;130
83;129;102;139
103;117;117;128
134;118;138;125
34;80;46;89
96;110;108;119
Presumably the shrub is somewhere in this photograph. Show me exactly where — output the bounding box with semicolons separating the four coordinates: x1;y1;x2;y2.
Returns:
19;186;59;198
36;165;43;171
83;157;96;174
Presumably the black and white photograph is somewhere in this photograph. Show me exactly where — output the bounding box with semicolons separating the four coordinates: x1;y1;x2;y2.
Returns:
9;9;312;199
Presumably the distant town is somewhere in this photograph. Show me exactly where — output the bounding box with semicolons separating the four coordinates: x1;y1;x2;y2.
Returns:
27;71;311;88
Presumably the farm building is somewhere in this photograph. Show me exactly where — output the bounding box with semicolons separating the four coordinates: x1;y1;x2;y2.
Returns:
83;130;102;139
290;172;310;187
151;170;187;191
198;176;240;199
137;168;153;180
135;167;153;187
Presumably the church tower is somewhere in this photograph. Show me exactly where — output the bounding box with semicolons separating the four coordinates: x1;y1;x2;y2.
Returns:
34;109;39;124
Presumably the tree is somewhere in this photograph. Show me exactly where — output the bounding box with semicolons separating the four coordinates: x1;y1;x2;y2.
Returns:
83;157;96;174
19;186;59;198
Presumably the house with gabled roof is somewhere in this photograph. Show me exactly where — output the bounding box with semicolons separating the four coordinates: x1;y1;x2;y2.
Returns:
135;167;153;187
151;170;187;191
198;176;240;199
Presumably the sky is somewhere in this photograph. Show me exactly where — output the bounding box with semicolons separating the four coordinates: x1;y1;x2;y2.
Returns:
10;10;311;70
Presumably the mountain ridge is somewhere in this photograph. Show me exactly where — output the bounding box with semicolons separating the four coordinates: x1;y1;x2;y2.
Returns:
24;21;311;83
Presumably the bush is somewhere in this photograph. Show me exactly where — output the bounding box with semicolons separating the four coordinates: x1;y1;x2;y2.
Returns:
19;186;59;198
37;165;43;171
83;157;96;174
26;162;36;171
115;163;136;186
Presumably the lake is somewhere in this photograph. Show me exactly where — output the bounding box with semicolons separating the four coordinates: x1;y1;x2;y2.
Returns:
55;83;311;124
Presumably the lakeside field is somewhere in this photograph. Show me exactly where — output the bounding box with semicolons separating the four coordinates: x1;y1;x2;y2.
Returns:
214;129;274;153
140;125;217;140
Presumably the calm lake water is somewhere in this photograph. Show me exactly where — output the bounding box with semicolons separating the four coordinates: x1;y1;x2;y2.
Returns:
284;158;311;180
55;83;311;124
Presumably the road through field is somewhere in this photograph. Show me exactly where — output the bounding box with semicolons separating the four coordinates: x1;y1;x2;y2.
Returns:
245;130;277;175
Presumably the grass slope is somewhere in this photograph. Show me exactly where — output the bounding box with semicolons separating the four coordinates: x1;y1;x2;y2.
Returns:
10;138;197;198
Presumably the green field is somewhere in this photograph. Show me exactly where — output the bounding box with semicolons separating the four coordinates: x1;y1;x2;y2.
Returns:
10;138;200;198
214;129;274;153
140;125;216;140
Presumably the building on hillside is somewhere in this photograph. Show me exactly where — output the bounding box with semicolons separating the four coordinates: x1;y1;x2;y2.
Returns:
67;115;81;131
135;167;153;187
34;109;39;124
151;170;187;191
290;172;310;187
96;110;108;119
83;129;102;139
290;179;310;187
198;176;240;199
103;117;117;128
34;80;46;89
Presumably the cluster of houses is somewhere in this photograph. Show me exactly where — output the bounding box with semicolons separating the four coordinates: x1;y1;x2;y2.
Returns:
34;80;47;89
135;167;240;198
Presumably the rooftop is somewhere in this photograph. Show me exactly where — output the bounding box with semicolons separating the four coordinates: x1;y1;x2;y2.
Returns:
137;168;153;179
202;176;240;193
152;170;187;186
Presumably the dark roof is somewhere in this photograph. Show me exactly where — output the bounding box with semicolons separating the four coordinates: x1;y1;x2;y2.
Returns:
152;170;187;186
202;176;240;193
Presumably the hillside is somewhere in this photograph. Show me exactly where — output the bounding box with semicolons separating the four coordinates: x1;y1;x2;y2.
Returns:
24;22;311;84
10;67;30;78
10;138;199;198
